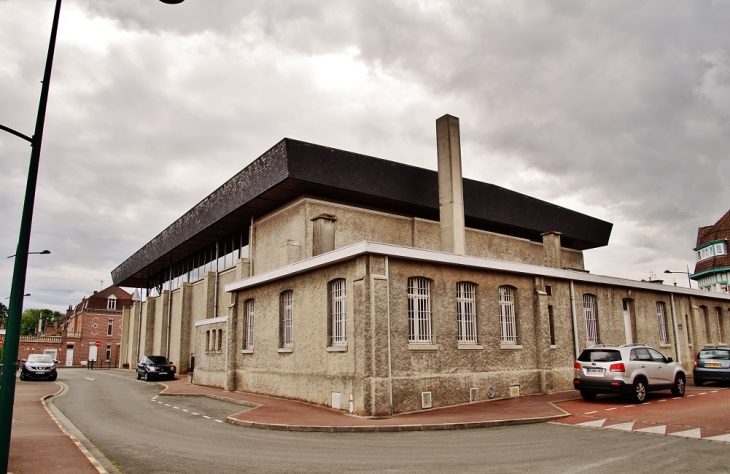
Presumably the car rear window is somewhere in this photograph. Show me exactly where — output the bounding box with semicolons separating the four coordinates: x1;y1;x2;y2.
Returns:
578;350;622;362
698;349;730;360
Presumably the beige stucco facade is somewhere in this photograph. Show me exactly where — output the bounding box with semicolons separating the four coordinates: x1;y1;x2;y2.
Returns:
121;198;730;416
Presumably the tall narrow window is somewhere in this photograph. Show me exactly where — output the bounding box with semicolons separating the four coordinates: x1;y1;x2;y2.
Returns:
244;299;255;350
656;302;668;344
499;286;518;344
280;290;294;348
456;282;478;344
686;314;693;346
702;306;712;342
105;344;111;361
206;330;211;352
217;328;223;351
717;307;725;343
408;277;432;344
329;279;347;346
107;318;114;336
107;295;117;310
583;294;598;344
548;305;556;346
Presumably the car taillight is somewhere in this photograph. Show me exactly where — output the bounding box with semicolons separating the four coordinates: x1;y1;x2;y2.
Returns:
609;363;625;372
694;354;698;368
574;362;582;371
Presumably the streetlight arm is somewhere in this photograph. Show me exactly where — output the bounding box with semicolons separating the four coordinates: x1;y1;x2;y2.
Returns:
0;124;32;143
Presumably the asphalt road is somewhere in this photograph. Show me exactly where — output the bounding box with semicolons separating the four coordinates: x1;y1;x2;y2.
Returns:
51;369;730;473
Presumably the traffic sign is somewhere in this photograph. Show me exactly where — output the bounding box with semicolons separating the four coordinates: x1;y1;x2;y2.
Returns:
0;338;4;346
94;340;101;347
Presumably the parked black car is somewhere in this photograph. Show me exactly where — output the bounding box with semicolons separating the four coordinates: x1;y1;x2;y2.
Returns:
20;354;58;381
136;355;176;381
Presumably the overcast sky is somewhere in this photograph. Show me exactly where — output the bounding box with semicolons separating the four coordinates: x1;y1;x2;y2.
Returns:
2;0;729;313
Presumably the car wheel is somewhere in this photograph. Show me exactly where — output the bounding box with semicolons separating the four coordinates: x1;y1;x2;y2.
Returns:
48;373;57;382
632;378;647;403
580;390;597;401
671;374;686;397
19;371;26;381
142;372;148;381
136;371;141;380
694;378;704;386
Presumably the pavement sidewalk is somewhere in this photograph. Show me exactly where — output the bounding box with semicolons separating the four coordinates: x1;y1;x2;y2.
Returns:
9;370;575;473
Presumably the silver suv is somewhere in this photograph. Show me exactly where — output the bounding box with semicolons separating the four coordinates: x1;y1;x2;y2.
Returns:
573;343;685;403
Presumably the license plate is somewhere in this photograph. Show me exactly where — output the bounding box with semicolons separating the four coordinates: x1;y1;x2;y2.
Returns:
586;368;604;375
35;371;46;374
159;372;167;375
705;363;721;368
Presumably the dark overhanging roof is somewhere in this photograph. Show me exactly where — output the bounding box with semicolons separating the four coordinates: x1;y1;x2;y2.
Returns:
111;138;613;288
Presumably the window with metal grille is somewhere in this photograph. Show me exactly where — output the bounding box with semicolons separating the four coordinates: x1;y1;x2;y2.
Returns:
244;299;255;350
329;279;347;346
656;302;668;344
281;290;294;348
583;294;598;344
456;282;477;344
408;277;432;344
499;286;518;344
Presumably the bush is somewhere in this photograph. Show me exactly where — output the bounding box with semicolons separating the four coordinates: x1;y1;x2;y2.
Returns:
0;345;4;365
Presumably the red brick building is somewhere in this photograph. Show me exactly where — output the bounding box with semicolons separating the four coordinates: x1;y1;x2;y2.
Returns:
692;209;730;293
59;286;133;366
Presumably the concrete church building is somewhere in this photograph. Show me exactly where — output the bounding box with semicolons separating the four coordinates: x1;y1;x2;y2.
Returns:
114;115;730;416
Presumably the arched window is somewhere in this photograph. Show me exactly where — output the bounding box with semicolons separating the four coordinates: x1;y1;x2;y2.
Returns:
408;277;432;344
498;286;517;344
456;282;477;344
583;294;598;344
107;295;117;310
656;302;668;344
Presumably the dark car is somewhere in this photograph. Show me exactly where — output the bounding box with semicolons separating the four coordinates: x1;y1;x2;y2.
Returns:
136;355;176;381
19;354;58;381
693;346;730;386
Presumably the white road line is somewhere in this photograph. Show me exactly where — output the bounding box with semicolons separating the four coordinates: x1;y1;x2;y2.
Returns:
578;419;606;428
192;413;200;416
669;428;702;439
215;420;223;423
605;408;617;411
584;411;598;414
85;377;95;381
203;415;211;419
657;400;667;403
605;421;635;431
635;425;667;435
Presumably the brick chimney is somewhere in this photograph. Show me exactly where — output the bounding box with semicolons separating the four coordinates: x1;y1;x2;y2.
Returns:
436;114;466;255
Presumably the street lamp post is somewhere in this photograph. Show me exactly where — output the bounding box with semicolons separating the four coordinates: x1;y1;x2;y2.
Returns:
664;266;694;289
0;1;184;471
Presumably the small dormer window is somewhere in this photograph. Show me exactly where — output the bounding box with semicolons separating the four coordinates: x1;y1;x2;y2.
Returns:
107;295;117;310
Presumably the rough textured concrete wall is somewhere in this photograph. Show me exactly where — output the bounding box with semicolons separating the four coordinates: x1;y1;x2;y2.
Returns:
193;319;227;388
168;287;183;366
231;259;364;411
466;228;544;265
252;200;308;274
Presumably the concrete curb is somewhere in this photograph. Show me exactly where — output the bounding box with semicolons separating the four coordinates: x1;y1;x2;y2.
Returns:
224;413;570;432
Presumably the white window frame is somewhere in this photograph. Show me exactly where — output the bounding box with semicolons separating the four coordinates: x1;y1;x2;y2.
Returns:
281;290;294;348
408;277;432;344
330;279;347;346
456;282;477;344
499;286;518;345
107;318;114;337
107;295;117;310
583;294;598;344
656;302;668;344
244;299;255;350
105;344;112;361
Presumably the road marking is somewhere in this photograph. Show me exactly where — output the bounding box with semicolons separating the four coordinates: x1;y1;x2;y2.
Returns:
85;377;95;381
203;415;211;419
584;411;598;414
657;400;667;403
669;428;702;439
192;412;200;416
687;394;695;397
705;433;730;442
164;404;171;407
635;425;666;435
215;419;223;423
605;421;635;431
605;408;616;411
173;406;179;409
182;409;189;412
623;405;635;408
698;392;707;396
578;419;606;428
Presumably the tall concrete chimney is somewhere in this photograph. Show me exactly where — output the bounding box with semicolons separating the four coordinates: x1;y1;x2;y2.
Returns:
436;114;466;255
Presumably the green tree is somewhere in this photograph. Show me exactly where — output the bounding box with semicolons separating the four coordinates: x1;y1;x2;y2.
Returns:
0;301;7;329
20;308;62;336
